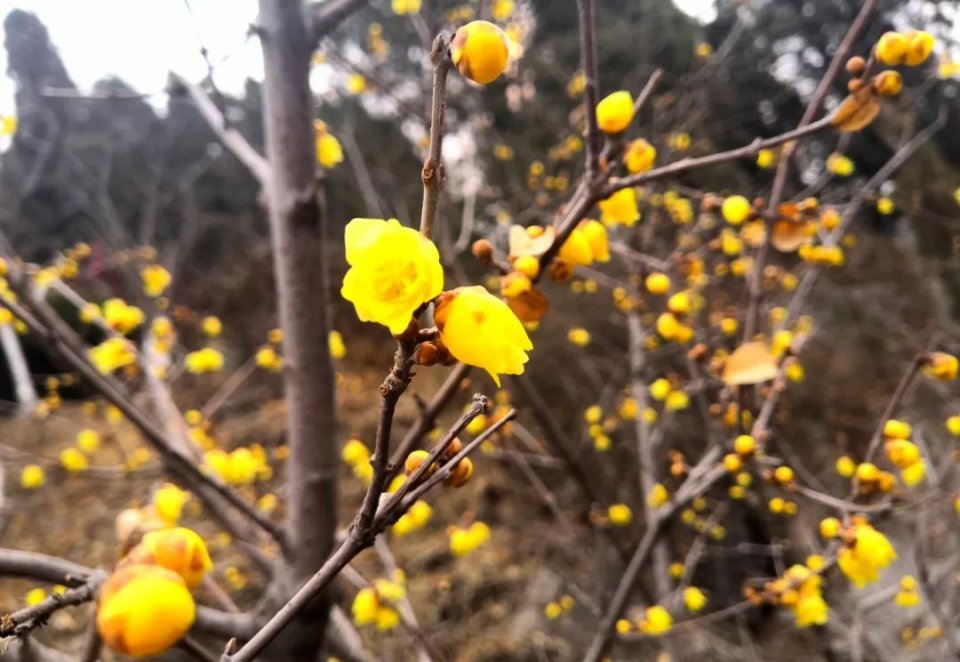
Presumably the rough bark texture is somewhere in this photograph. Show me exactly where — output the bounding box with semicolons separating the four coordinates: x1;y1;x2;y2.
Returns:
258;0;337;656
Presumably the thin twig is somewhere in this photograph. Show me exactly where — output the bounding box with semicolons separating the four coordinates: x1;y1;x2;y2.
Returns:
419;34;452;238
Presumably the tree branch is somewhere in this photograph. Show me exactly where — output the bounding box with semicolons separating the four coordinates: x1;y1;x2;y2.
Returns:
419;34;452;238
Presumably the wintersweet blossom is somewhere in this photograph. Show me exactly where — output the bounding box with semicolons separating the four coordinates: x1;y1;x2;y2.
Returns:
341;218;444;335
595;91;634;134
450;21;509;85
598;187;640;226
838;521;897;588
97;564;195;658
434;286;532;386
141;265;171;298
122;527;212;589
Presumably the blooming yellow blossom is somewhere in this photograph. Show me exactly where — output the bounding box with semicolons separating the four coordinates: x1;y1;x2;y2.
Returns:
450;21;509;84
904;30;935;66
76;428;101;454
152;483;191;525
568;327;591;347
341;218;443;335
391;0;421;15
122;527;212;590
316;132;343;169
683;587;707;613
141;265;171;298
185;347;224;374
876;31;909;66
434;286;532;386
607;503;632;526
637;605;672;636
449;521;491;556
838;521;897;588
256;346;283;372
598;188;640;226
102;299;144;334
647;483;669;508
20;464;45;489
60;447;89;472
924;352;958;381
624;138;657;173
756;148;775;168
826;152;854;177
595;91;634;134
97;564;196;658
328;330;346;359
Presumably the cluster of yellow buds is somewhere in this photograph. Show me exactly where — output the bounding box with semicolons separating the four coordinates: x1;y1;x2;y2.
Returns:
679;497;725;540
583;403;618;451
352;573;407;631
543;594;575;620
847;459;896;494
654;291;698;345
622;604;673;636
882;419;926;487
342;438;373;484
449;521;490;556
404;436;475;488
97;527;212;657
750;562;829;628
875;30;935;68
203;445;271;486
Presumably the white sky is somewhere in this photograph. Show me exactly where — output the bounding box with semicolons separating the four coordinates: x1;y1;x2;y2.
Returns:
0;0;715;117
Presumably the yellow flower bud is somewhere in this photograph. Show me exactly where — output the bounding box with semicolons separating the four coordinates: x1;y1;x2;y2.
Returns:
595;90;635;134
123;527;213;589
97;564;196;658
721;195;751;225
873;70;903;97
450;21;510;85
20;464;45;489
903;31;934;67
876;31;909;66
623;138;657;173
645;272;671;295
607;503;632;526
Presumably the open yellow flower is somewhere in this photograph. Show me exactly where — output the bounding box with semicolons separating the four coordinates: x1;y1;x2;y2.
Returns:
102;298;144;335
434;286;532;386
141;265;171;298
185;347;224;374
341;218;444;335
90;337;137;375
596;91;634;134
598;187;640;226
838;521;896;588
97;564;196;658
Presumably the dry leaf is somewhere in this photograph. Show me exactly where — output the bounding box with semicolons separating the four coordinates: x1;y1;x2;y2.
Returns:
771;219;812;253
508;225;556;259
830;87;881;133
723;341;778;386
506;287;549;323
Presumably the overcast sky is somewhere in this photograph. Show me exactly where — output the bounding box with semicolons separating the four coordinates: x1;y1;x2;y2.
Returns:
0;0;716;117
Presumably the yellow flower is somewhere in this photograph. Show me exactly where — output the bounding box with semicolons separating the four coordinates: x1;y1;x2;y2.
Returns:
924;352;958;381
25;587;46;606
607;503;632;526
900;460;925;487
836;455;856;477
581;220;610;262
328;330;346;359
683;587;707;613
873;71;902;97
434;286;532;386
568;327;591;347
826;152;854;177
341;439;370;466
492;0;515;21
876;31;909;66
647;483;668;508
152;483;191;525
876;196;895;215
598;188;640;226
341;218;443;335
141;265;171;298
623;138;657;174
665;390;689;411
669;132;691;151
637;605;672;636
122;527;212;590
904;30;935;66
20;464;45;489
838;522;897;588
595;91;634;134
895;576;921;608
449;521;491;556
544;601;563;620
60;447;89;472
721;195;751;225
256;346;283;372
185;347;224;374
391;0;421;15
451;21;509;85
97;564;196;658
102;298;145;334
308;118;345;167
649;378;671;401
0;115;17;136
204;448;262;486
76;428;101;453
201;316;222;338
756;148;775;168
819;517;841;539
559;226;594;266
791;574;829;628
392;500;432;536
346;73;367;95
947;415;960;436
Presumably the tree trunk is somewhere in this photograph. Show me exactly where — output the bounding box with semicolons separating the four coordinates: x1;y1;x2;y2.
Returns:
258;0;338;656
